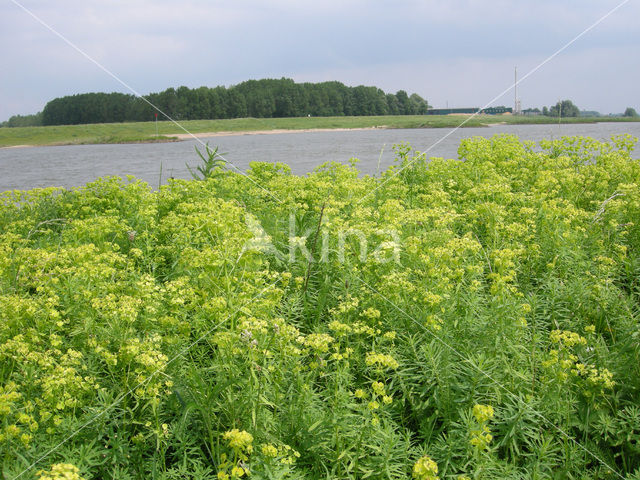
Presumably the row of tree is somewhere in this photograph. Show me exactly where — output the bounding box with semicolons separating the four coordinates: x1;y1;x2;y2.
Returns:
537;100;581;117
37;79;430;126
4;91;637;127
0;112;43;127
534;100;638;118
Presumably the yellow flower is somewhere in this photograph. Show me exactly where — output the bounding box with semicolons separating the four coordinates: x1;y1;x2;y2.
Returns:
223;429;253;451
413;455;439;480
261;444;278;457
472;404;494;423
231;466;246;478
365;352;399;370
36;464;85;480
372;381;385;396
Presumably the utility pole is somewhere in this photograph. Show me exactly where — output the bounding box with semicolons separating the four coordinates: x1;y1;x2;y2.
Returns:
514;67;521;115
514;67;517;114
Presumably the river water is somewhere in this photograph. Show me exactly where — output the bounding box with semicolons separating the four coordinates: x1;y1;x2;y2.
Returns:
1;122;639;192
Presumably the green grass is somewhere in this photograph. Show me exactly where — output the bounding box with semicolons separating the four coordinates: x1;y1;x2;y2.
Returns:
1;115;638;147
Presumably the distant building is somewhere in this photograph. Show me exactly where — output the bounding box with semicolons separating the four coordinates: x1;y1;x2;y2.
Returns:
426;107;479;115
425;106;513;115
481;106;513;115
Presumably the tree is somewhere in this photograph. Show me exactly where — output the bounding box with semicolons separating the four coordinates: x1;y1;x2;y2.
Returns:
4;112;42;127
36;79;430;125
395;90;412;115
409;93;429;115
549;100;579;118
542;106;549;116
624;107;638;117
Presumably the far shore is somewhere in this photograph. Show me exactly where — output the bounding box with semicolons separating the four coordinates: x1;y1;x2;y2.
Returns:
0;127;385;149
170;126;382;140
2;115;639;149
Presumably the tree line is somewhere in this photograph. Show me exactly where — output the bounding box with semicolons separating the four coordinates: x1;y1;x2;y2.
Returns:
37;79;430;126
537;100;637;118
3;89;638;127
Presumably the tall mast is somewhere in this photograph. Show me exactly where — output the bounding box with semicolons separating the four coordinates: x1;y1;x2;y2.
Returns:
514;67;517;114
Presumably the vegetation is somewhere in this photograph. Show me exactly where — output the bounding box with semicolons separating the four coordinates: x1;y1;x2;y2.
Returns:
186;144;228;180
1;134;640;479
39;79;430;126
544;99;580;118
2;114;640;148
0;113;43;128
624;107;638;118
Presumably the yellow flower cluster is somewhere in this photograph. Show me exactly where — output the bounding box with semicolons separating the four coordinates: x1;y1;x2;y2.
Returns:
218;429;255;479
260;442;300;464
550;329;587;348
223;428;254;452
472;404;494;424
572;363;616;394
365;352;400;370
118;335;169;399
36;464;85;480
328;319;381;337
302;333;335;354
544;329;615;397
470;404;494;451
412;455;439;480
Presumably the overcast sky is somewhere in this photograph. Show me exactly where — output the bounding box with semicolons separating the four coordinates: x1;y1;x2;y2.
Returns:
1;0;639;121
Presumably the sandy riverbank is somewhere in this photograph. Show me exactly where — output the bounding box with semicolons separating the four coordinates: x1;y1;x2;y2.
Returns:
170;126;383;140
0;127;385;149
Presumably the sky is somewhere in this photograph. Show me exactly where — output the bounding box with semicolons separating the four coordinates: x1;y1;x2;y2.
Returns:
1;0;639;121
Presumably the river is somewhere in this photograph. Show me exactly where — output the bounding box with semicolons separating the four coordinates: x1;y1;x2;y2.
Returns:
1;122;639;192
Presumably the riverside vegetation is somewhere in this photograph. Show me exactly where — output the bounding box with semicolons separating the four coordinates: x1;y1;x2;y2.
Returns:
1;134;640;479
2;115;640;148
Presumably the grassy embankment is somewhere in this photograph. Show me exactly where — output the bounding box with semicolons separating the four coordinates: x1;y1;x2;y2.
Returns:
1;114;639;148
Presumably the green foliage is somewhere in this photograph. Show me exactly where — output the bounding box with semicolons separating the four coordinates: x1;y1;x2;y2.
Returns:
1;112;42;128
39;79;431;126
624;107;638;117
1;134;640;479
546;99;580;117
42;92;133;125
187;143;228;180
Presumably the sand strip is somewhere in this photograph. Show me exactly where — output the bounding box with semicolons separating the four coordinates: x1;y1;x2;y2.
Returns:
0;126;385;149
0;144;35;149
170;126;383;140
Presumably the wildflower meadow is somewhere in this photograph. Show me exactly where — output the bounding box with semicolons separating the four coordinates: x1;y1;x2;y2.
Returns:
1;134;640;479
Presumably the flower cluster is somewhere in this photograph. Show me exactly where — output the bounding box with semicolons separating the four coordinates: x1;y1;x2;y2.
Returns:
365;352;400;370
218;429;254;479
223;429;254;453
36;464;85;480
412;455;439;480
260;442;300;465
470;404;494;451
544;329;615;397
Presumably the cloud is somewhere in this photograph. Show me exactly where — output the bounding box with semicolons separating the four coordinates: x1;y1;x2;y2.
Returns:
1;0;638;120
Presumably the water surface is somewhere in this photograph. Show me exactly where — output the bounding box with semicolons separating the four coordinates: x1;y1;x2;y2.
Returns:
1;122;639;192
